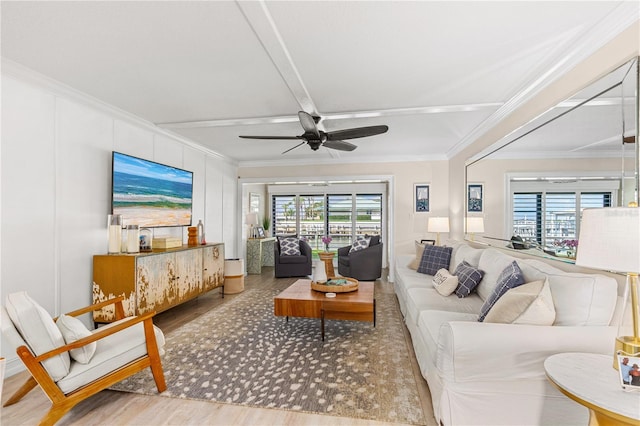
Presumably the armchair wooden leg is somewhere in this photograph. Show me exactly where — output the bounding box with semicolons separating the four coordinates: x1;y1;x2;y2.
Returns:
40;401;75;426
3;375;37;407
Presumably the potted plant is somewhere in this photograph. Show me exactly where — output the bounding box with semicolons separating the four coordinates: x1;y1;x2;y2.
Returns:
262;216;271;237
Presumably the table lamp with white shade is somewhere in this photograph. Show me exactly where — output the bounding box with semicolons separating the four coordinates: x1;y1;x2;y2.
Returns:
575;207;640;363
245;212;259;239
428;217;450;246
466;217;485;241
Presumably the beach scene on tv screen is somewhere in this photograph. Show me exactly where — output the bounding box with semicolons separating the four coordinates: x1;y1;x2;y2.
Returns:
112;152;193;227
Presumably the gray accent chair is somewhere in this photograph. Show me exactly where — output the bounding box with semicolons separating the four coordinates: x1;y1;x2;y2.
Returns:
337;236;383;281
274;237;313;278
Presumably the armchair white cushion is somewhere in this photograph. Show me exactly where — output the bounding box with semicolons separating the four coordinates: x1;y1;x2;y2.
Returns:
56;314;96;364
5;292;70;381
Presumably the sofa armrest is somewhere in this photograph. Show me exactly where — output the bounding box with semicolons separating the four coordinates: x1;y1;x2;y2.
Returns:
337;245;351;256
437;321;617;383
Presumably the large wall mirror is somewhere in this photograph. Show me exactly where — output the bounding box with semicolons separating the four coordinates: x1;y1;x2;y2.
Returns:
465;56;638;263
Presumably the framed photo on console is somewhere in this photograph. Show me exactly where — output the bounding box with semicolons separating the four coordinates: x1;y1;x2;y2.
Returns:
467;183;483;213
414;184;430;212
256;226;265;238
617;351;640;390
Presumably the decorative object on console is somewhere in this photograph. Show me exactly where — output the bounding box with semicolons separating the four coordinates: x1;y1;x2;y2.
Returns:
262;215;271;237
197;219;205;245
126;224;139;253
256;226;265;238
427;216;449;246
139;227;152;252
576;207;640;363
152;236;182;249
245;212;259;239
466;216;485;241
417;244;452;275
187;226;198;246
107;214;122;254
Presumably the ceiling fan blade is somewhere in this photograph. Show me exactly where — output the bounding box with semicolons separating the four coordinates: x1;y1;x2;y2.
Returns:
326;125;389;140
323;140;357;151
298;111;321;139
239;135;301;140
282;141;307;154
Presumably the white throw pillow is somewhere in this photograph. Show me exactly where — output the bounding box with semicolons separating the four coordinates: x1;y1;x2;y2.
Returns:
349;236;371;253
56;314;97;364
484;279;556;325
5;292;70;381
432;268;459;296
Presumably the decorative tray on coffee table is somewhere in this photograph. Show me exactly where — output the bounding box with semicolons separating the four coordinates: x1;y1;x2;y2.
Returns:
311;277;359;293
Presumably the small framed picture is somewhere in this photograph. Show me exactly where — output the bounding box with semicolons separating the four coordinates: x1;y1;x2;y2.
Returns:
617;351;640;390
467;184;483;213
420;239;435;245
256;226;265;238
414;184;430;212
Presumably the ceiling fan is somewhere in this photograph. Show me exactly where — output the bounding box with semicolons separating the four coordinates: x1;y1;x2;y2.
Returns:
239;111;389;154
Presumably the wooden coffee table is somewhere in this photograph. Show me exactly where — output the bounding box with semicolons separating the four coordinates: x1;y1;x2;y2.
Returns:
274;279;375;341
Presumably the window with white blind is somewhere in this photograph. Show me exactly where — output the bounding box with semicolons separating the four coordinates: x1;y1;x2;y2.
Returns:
272;191;383;252
510;179;616;250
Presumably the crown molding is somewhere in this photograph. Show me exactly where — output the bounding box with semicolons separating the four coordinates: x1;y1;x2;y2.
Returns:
1;58;236;166
237;152;448;169
447;5;640;160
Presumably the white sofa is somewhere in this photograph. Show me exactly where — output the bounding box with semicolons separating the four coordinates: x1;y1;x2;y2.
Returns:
394;240;622;426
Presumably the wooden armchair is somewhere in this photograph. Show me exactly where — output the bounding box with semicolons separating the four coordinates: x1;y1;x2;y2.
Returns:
1;292;166;426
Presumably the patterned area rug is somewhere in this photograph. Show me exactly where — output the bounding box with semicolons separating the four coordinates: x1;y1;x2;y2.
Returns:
111;284;426;425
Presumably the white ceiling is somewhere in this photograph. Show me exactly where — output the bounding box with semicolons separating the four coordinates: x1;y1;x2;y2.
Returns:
2;1;638;166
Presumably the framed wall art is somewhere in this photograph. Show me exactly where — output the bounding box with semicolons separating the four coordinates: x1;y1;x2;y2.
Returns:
467;184;483;212
414;184;430;212
249;192;260;213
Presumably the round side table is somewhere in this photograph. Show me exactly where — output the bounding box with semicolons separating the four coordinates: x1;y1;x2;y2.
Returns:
544;353;640;426
318;251;335;277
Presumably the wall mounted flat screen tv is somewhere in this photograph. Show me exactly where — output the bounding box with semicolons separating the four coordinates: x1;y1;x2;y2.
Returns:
112;151;193;228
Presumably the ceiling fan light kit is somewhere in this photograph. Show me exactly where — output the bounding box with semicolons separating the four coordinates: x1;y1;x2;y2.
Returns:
239;111;388;154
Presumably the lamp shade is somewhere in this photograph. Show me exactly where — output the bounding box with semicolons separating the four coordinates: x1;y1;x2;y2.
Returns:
466;217;485;233
575;207;640;273
245;212;259;226
428;217;450;233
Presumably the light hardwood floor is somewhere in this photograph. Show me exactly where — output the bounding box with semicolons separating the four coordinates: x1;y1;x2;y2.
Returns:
2;268;438;426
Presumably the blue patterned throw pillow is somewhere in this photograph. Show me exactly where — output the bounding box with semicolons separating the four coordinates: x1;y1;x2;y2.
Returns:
454;261;485;298
280;237;301;256
478;261;526;321
417;245;453;275
349;236;371;253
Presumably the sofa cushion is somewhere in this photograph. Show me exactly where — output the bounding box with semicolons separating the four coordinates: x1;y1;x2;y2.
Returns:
278;254;308;264
449;243;483;273
417;245;453;275
349;236;371;253
484;279;556;325
5;292;70;381
476;248;520;301
522;259;617;326
478;261;526;322
405;287;484;326
453;261;485;298
56;314;97;364
409;241;428;270
279;237;301;256
432;268;459;296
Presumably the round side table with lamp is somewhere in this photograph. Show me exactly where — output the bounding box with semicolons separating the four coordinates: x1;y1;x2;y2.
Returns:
544;353;640;426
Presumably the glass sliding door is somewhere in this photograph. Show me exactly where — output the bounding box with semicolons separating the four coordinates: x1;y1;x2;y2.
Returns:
327;194;352;251
299;195;325;250
355;194;382;238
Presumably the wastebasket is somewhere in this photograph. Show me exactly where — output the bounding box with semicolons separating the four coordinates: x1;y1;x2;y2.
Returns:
224;259;245;294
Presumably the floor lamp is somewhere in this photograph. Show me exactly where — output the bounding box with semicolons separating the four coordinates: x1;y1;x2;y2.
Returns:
428;217;449;246
576;207;640;364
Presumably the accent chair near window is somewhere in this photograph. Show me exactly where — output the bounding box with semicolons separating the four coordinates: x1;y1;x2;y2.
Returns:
337;236;383;281
274;237;313;278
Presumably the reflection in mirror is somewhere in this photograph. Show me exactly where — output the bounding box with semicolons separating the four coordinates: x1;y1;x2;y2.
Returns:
465;57;638;264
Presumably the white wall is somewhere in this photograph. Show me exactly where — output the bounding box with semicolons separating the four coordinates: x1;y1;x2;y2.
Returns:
1;70;238;376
